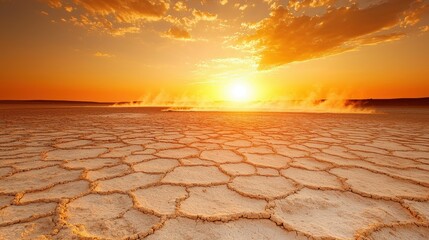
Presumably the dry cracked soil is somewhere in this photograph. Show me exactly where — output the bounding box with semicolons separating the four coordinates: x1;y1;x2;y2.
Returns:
0;106;428;239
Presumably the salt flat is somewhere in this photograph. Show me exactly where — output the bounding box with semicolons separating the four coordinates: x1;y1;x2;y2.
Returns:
0;106;428;239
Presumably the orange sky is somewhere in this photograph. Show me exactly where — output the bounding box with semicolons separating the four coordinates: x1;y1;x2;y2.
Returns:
1;0;429;102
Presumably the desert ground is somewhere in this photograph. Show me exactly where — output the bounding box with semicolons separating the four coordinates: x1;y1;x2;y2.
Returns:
0;106;428;239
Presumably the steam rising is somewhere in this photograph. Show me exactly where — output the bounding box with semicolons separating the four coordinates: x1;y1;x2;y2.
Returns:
112;92;375;114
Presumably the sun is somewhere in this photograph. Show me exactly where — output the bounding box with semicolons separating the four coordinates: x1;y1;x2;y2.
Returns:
228;81;253;102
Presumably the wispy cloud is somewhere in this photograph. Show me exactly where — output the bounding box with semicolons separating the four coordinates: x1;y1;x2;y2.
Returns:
239;0;428;69
94;52;114;58
163;26;192;40
192;9;217;21
43;0;169;36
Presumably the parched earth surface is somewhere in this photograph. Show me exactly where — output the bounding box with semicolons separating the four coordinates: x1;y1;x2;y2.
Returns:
0;106;428;239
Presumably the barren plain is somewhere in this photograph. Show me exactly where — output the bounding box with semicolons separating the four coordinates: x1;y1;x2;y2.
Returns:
0;106;428;239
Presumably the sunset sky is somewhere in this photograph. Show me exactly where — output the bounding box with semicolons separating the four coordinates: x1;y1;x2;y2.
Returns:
1;0;428;102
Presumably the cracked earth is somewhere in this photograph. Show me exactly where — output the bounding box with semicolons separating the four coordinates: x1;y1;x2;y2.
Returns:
0;107;428;239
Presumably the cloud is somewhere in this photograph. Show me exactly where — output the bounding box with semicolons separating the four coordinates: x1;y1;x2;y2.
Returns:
73;0;169;22
174;1;188;12
164;26;192;40
43;0;170;36
357;33;405;45
44;0;62;8
110;26;140;36
94;51;114;57
234;3;248;11
192;9;217;21
64;6;73;12
288;0;336;10
240;0;428;70
163;8;218;30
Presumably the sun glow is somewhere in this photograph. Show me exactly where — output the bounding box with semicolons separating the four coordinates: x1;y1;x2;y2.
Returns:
228;81;253;102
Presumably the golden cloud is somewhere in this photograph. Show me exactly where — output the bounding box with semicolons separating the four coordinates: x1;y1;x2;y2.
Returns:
44;0;62;8
241;0;428;70
164;26;192;40
44;0;169;36
73;0;169;22
174;1;188;12
288;0;336;10
192;9;217;21
94;51;114;57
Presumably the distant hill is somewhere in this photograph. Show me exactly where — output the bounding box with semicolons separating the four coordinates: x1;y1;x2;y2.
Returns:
348;97;429;107
0;100;112;106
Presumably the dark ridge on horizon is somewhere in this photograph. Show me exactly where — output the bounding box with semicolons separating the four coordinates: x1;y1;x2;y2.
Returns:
0;100;113;105
348;97;429;107
1;97;429;107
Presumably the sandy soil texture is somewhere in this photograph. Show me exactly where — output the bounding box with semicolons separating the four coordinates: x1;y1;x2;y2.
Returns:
0;107;428;239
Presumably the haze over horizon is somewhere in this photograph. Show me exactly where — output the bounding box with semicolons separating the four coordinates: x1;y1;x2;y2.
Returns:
1;0;429;102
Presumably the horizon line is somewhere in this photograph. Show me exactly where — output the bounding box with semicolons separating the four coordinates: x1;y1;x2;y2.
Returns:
1;97;429;104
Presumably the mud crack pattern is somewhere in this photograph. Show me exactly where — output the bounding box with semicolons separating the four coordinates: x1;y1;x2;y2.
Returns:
0;108;428;239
